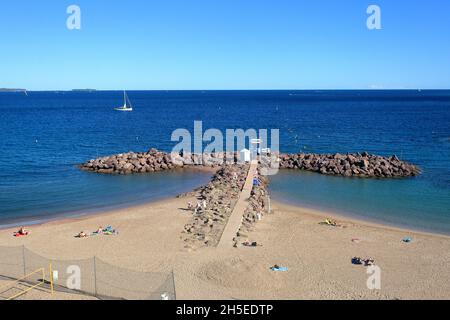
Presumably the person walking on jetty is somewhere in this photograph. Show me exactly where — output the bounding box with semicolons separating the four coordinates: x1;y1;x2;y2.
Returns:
194;201;202;214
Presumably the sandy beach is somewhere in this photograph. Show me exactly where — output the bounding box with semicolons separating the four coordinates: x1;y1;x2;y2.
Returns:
1;194;449;300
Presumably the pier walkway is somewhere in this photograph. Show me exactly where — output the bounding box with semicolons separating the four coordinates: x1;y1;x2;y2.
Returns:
217;160;258;249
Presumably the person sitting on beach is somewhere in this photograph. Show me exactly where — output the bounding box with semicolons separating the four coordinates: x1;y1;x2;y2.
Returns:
202;199;207;209
363;257;375;266
95;226;103;234
187;201;193;210
17;226;29;235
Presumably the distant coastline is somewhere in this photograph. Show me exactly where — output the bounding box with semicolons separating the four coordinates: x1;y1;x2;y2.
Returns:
72;89;97;92
0;88;27;92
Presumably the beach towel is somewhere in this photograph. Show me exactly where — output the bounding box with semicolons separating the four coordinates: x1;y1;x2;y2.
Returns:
103;230;118;235
90;226;117;236
13;232;27;237
270;266;288;272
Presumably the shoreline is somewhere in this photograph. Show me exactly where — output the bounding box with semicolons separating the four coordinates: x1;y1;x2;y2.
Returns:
0;166;217;231
2;189;449;239
0;196;174;232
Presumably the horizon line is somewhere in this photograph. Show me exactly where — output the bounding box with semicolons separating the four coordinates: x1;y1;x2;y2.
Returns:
2;88;450;92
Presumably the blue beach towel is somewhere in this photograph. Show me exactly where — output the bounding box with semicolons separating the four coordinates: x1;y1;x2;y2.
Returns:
270;266;288;272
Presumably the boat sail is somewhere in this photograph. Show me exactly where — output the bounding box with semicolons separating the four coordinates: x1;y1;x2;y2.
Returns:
114;91;133;111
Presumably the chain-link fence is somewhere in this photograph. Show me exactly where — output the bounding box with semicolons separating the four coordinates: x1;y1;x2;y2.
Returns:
0;245;176;300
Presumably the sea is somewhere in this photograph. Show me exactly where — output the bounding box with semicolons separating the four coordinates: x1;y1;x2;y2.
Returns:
0;90;449;234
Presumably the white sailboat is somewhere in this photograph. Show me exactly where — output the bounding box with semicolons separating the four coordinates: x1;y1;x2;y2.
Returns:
114;91;133;111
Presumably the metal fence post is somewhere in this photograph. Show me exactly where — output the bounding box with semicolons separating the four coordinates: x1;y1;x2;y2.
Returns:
22;245;26;276
93;256;98;297
172;269;176;300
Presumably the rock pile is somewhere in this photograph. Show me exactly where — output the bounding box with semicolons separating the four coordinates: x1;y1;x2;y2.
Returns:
80;149;420;179
181;164;249;249
79;149;173;174
79;149;238;174
278;152;420;178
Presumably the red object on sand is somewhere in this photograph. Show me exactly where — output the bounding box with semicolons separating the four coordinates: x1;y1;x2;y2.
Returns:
13;232;28;237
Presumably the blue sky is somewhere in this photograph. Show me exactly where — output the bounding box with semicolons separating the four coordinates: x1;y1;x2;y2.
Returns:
0;0;449;90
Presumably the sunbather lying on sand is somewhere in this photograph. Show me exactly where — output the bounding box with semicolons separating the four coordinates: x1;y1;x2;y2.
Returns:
242;240;261;247
76;231;89;238
319;219;341;227
270;264;288;271
352;256;375;266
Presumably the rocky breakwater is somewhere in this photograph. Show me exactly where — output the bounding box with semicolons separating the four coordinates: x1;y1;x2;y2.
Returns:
79;149;239;174
279;152;420;178
79;149;174;174
234;170;270;247
79;149;420;179
181;164;249;249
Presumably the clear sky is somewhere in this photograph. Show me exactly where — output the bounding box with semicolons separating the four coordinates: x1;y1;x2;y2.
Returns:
1;0;449;90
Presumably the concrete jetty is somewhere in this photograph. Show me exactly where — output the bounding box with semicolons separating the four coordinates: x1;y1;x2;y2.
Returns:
217;160;258;249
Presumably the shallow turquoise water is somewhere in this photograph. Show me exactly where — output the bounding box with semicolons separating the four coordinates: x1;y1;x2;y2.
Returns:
270;170;450;235
0;169;212;228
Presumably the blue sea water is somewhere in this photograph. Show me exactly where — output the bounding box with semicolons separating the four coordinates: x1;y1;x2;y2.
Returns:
0;90;449;233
